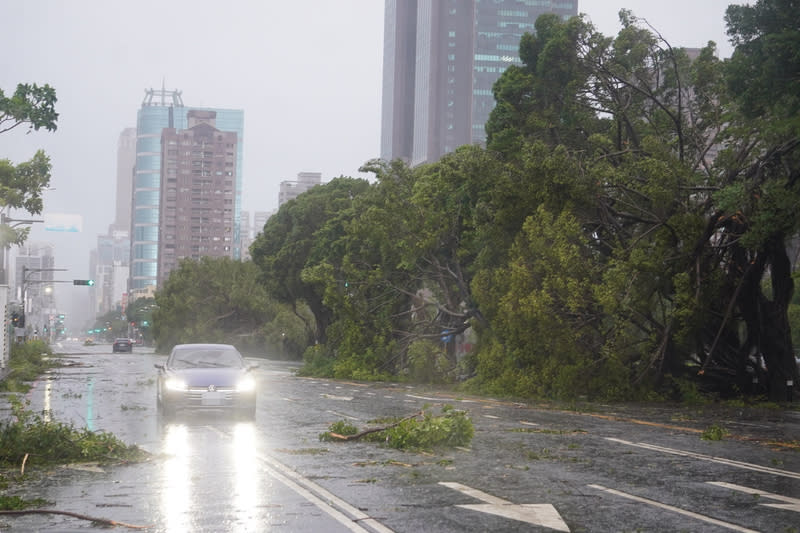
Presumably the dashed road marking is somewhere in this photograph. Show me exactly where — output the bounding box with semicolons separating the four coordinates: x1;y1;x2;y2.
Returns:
708;482;800;513
588;484;759;533
322;393;354;401
606;438;800;480
406;394;454;402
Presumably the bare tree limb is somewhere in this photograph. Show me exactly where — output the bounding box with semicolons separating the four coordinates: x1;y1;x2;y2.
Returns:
0;509;150;529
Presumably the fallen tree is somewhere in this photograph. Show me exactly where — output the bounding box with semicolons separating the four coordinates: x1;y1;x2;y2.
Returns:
319;405;474;451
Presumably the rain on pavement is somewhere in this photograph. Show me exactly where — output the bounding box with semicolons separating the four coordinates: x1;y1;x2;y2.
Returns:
1;339;799;532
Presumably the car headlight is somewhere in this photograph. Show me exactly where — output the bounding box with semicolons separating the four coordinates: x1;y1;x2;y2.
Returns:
164;378;187;391
236;376;256;392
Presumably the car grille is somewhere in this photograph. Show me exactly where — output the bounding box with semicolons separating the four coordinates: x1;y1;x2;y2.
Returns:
179;386;249;408
186;387;235;401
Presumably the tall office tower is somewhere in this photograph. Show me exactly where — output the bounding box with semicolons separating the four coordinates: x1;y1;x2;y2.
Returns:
253;210;273;238
130;87;244;298
95;232;130;315
381;0;418;164
239;211;252;261
156;110;239;287
381;0;578;166
278;172;322;206
111;128;136;234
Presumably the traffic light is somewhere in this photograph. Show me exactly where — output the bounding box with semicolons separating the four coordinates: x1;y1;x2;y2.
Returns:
73;279;95;286
10;312;24;328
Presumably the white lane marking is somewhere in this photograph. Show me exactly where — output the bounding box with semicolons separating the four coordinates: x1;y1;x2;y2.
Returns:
588;484;759;533
708;482;800;513
483;414;500;419
326;410;360;421
257;451;395;533
210;426;393;532
322;394;354;401
440;482;570;532
406;394;454;402
520;421;539;426
606;438;800;480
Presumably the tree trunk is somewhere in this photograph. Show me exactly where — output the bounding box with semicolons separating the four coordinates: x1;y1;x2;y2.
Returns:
758;236;798;402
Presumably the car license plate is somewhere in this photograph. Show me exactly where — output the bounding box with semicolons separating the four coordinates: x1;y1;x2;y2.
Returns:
201;391;223;405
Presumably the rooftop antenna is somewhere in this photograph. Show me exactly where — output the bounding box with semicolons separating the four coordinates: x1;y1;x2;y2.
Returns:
141;82;184;107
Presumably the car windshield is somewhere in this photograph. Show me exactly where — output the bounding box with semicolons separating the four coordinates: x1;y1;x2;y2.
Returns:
169;347;243;369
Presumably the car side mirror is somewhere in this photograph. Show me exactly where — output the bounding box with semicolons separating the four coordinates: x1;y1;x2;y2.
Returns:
247;364;259;372
154;363;164;370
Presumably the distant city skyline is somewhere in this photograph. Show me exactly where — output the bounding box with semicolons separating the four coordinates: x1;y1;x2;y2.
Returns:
130;88;244;296
2;0;738;330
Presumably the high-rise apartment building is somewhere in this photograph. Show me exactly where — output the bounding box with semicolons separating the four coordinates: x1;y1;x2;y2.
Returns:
253;210;273;238
111;128;136;234
278;172;322;206
94;232;130;315
130;88;244;297
381;0;578;166
157;110;239;286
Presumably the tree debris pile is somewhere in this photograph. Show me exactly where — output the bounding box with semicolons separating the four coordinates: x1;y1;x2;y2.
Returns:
0;396;149;474
320;405;474;451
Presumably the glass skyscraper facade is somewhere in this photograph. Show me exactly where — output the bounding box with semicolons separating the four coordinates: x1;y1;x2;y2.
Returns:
130;88;244;296
381;0;578;166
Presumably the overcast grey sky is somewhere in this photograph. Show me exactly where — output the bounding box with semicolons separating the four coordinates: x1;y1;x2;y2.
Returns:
1;0;740;323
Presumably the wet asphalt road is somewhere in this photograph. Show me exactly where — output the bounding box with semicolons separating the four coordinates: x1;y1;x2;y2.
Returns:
1;340;799;532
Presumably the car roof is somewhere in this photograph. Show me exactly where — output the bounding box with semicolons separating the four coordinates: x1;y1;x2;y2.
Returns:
172;343;237;350
115;338;130;341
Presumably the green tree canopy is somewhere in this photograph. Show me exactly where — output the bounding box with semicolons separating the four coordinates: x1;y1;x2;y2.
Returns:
152;257;286;355
249;177;370;346
0;83;58;135
1;83;57;283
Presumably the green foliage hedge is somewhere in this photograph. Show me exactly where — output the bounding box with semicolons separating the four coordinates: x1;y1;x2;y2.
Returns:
0;340;53;392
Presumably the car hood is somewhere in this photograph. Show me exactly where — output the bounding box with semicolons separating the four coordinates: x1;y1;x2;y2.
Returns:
166;367;248;387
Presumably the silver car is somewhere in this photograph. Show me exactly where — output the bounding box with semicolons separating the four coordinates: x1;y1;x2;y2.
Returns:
154;343;258;420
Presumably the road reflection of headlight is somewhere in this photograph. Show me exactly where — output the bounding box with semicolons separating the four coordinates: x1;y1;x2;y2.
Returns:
233;423;259;532
165;378;187;391
162;425;191;532
236;376;256;392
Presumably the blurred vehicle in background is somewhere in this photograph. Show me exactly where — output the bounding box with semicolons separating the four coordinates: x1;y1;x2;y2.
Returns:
112;338;133;353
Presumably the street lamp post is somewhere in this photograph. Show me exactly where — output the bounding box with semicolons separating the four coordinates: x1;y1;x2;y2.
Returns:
0;213;45;285
21;266;67;340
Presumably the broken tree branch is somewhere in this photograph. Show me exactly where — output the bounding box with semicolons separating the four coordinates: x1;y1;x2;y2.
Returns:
0;508;150;529
328;411;423;441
